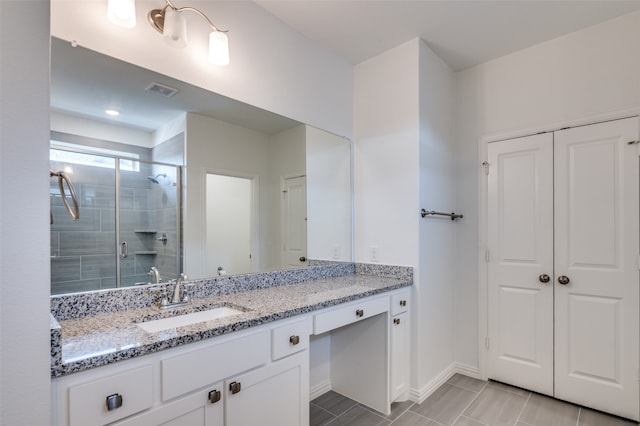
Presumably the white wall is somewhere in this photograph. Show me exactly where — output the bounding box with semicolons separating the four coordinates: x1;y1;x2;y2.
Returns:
51;110;154;147
184;113;275;279
50;0;353;139
354;38;457;397
454;10;640;370
0;1;52;424
354;40;420;268
306;126;352;262
270;125;306;267
418;40;457;387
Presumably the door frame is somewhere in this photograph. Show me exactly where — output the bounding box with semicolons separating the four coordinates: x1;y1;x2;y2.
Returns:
477;107;640;381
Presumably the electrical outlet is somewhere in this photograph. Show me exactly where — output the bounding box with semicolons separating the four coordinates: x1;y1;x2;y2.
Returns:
331;245;340;259
369;246;379;262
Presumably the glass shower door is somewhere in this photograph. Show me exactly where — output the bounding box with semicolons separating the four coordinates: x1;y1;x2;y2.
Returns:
50;149;118;294
117;159;181;287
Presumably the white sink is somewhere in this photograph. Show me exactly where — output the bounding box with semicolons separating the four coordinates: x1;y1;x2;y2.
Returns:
137;306;244;333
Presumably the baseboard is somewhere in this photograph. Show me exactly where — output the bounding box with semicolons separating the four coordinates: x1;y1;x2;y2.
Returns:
408;362;480;404
310;379;332;401
454;362;480;379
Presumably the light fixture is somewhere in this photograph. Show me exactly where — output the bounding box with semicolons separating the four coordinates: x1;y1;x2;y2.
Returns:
105;109;120;116
107;0;136;28
147;0;230;66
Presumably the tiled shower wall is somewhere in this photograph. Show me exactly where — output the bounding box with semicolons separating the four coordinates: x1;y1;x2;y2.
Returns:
49;131;184;295
50;160;181;294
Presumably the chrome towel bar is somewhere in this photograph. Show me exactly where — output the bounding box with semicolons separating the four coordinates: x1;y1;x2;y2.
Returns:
420;209;463;221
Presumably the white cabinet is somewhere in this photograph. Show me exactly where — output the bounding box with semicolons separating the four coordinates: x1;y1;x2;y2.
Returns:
67;365;153;426
390;290;410;402
53;320;310;426
114;385;223;426
226;352;308;426
52;289;411;425
311;291;411;415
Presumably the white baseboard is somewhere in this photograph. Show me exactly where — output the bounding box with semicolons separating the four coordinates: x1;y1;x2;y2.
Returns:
310;379;332;401
408;362;480;404
454;362;480;379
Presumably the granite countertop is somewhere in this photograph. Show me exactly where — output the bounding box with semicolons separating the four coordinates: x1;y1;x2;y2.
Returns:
51;269;411;378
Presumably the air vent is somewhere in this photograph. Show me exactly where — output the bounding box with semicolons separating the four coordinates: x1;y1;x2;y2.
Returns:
145;82;179;98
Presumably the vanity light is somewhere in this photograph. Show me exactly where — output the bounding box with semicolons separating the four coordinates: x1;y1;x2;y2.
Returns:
147;0;230;66
107;0;136;28
105;109;120;116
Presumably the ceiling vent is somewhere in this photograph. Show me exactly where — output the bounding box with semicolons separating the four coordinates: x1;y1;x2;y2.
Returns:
145;82;179;98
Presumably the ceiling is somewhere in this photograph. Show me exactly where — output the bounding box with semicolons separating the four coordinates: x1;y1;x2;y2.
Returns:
51;1;640;134
51;37;301;135
255;0;640;70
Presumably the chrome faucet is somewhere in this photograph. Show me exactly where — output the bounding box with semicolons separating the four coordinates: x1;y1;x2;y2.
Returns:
148;266;161;284
171;273;188;304
160;273;189;309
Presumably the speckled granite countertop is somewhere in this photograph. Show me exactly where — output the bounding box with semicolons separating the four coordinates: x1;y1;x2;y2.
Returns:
51;263;412;378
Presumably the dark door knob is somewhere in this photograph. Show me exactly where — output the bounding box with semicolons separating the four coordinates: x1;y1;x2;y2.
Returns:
538;274;550;283
299;256;307;262
557;275;570;285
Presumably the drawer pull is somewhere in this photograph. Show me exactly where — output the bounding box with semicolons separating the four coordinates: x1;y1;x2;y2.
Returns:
106;393;123;411
208;389;221;404
355;309;364;317
289;335;300;345
229;381;242;395
394;318;401;325
400;300;407;307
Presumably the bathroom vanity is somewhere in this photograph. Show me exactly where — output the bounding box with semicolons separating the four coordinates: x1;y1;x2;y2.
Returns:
50;263;412;426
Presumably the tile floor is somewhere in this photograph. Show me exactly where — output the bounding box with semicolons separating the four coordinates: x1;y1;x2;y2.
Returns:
310;374;640;426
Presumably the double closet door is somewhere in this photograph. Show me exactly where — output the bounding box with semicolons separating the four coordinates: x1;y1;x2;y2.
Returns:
486;117;640;421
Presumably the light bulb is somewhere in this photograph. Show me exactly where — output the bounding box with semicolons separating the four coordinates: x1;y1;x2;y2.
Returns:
107;0;136;28
209;31;229;66
163;9;187;48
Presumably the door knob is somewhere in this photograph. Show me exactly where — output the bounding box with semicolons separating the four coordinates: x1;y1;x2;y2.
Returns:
557;275;570;285
299;256;307;262
538;274;550;283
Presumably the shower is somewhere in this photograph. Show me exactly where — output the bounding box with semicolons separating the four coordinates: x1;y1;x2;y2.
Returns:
50;148;182;294
148;173;168;184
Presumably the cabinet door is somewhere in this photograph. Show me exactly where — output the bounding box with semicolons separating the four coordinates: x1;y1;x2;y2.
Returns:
487;133;554;396
225;352;308;426
554;118;639;421
390;311;409;402
113;383;223;426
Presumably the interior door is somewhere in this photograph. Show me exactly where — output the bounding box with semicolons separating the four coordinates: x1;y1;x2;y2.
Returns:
205;173;253;276
282;175;307;268
487;133;554;396
554;117;639;420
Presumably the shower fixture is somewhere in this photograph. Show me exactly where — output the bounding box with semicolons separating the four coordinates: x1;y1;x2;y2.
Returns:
147;173;168;184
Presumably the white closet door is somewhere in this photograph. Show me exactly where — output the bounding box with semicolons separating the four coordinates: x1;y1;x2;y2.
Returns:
554;117;639;421
487;133;554;396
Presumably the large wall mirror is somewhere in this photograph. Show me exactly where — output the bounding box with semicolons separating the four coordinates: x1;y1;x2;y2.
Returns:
50;37;352;295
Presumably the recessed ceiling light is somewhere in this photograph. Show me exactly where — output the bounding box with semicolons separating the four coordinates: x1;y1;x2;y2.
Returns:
105;109;120;116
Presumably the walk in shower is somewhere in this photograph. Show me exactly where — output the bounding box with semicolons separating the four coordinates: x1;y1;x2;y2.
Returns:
50;147;182;294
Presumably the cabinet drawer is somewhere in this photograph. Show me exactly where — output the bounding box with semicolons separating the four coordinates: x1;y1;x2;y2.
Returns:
161;330;269;401
314;296;389;334
391;291;410;316
272;318;312;360
68;365;152;426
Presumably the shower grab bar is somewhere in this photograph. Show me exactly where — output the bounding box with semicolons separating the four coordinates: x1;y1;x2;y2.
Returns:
50;170;80;223
420;208;463;221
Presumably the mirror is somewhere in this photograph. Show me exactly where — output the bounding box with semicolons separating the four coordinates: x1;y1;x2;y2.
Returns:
50;37;352;294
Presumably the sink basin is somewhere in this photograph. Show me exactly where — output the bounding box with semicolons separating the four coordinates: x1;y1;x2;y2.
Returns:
137;305;245;333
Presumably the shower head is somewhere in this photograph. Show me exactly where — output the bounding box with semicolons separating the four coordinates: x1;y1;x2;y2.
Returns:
147;173;167;184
